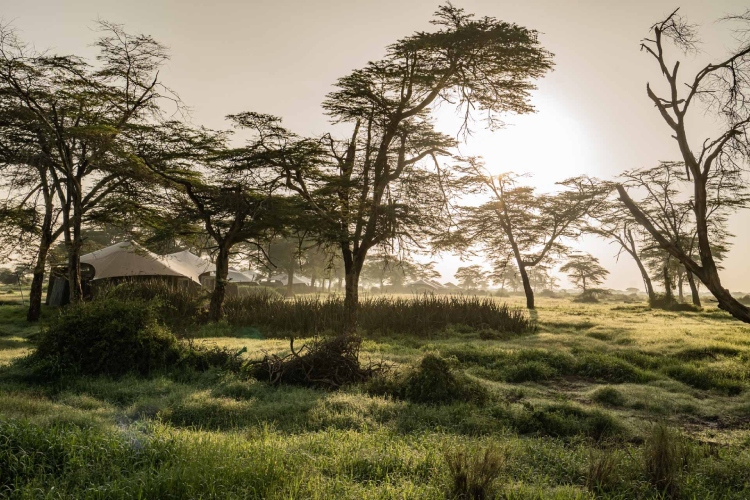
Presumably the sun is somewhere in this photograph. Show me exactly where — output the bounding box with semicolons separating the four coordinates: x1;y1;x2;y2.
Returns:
433;93;600;194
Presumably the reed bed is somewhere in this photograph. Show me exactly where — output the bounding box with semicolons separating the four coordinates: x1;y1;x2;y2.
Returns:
223;294;534;336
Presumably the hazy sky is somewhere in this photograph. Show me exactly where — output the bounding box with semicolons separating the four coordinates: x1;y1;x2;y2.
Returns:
3;0;749;291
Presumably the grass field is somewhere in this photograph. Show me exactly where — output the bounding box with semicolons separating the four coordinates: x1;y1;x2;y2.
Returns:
2;295;750;498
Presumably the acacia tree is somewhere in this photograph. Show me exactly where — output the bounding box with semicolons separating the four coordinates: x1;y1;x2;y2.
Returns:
457;167;602;309
454;265;489;290
560;253;609;293
275;5;553;331
619;162;743;307
133;119;288;321
0;21;173;310
588;194;657;302
616;9;750;322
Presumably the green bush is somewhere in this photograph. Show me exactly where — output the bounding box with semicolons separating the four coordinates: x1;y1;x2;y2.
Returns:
100;280;206;333
31;299;181;377
370;354;488;406
649;294;700;312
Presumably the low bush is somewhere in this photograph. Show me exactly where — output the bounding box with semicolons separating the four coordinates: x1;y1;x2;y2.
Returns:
31;299;181;377
649;294;700;312
369;354;488;406
573;288;611;303
100;280;206;333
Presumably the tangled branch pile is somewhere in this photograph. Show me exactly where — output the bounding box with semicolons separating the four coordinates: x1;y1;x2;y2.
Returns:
249;335;384;389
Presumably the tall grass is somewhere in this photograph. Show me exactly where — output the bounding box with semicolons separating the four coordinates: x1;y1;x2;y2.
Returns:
223;294;534;336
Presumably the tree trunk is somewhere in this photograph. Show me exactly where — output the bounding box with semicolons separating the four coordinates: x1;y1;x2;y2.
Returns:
27;239;51;322
663;266;673;304
342;247;365;333
209;246;230;322
634;256;655;302
686;270;701;307
287;265;295;297
518;263;534;309
67;236;83;303
27;188;55;322
677;271;685;303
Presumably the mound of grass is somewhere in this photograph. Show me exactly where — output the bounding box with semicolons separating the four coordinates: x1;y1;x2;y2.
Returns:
591;386;627;407
370;354;488;406
511;402;623;440
662;365;743;395
449;346;653;385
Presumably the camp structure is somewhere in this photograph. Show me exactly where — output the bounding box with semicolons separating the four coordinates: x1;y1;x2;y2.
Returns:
47;241;204;306
408;279;444;294
258;273;312;293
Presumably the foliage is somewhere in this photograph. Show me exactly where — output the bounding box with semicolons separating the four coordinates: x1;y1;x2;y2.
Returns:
97;280;207;333
560;253;610;292
454;265;489;290
453;168;603;308
370;354;488;406
30;299;181;377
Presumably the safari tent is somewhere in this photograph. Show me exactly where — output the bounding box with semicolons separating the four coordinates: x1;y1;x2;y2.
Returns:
47;242;204;306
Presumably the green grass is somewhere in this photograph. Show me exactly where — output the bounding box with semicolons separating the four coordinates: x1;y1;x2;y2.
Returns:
2;296;750;498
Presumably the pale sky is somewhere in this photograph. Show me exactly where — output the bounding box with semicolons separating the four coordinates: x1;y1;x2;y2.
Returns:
3;0;749;291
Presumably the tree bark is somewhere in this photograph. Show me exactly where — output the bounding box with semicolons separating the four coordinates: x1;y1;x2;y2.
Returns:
27;238;51;322
635;258;655;302
518;263;534;309
663;266;674;304
287;264;295;297
27;183;55;322
686;270;701;307
342;247;365;333
209;245;230;322
677;270;685;303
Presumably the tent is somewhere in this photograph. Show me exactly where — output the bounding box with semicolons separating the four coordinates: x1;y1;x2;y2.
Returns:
166;250;257;283
81;241;203;284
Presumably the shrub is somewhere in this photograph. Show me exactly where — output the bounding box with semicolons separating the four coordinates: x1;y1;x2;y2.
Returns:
573;288;611;303
100;280;206;333
370;354;488;406
31;299;181;377
649;294;700;312
445;444;505;500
